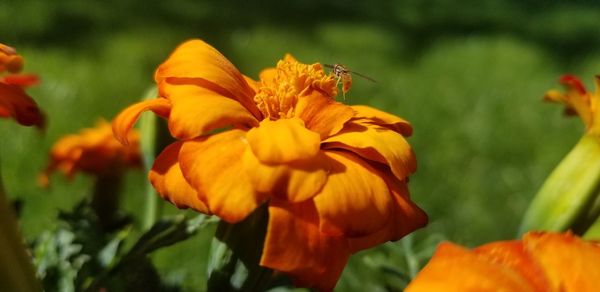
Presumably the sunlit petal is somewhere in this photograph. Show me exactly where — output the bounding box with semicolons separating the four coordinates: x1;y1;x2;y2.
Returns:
405;242;538;292
179;129;267;223
525;232;600;291
112;98;170;145
295;91;354;139
149;142;209;213
351;105;413;136
246;118;320;164
323;120;416;180
242;148;328;202
155;39;261;118
165;84;258;139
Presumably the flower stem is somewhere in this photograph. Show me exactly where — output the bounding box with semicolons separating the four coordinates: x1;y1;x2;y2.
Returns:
0;159;41;292
519;134;600;235
139;86;161;230
91;171;124;231
207;205;279;292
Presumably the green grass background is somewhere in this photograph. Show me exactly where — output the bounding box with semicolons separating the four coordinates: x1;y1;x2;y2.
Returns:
1;0;599;290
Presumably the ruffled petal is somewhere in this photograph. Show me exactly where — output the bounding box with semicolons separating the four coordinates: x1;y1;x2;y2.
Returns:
260;199;350;291
525;231;600;292
165;84;258;139
323;120;416;180
348;177;427;252
313;150;392;237
112;98;171;145
351;105;413;136
474;241;551;291
405;242;538;292
242;148;328;202
149;142;209;214
246;118;320;164
0;82;44;128
295;91;354;139
179;129;266;223
155;39;261;119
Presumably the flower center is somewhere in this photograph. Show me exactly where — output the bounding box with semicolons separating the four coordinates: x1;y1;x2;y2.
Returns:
253;55;338;120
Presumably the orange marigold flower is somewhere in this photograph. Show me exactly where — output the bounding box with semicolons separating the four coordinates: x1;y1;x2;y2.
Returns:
113;39;427;290
0;43;44;128
544;74;600;133
405;231;600;292
40;120;141;187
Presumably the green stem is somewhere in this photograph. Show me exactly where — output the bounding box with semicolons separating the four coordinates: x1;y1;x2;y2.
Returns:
207;205;280;292
0;160;41;291
91;171;124;231
401;234;419;279
139;86;160;230
519;134;600;235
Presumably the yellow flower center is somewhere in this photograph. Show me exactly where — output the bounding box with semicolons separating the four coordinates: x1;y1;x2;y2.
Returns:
253;55;338;120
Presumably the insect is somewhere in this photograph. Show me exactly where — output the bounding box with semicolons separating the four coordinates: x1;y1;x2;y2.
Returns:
324;63;376;99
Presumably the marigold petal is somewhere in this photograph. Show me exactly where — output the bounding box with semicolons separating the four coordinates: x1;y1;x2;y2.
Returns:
323;120;416;180
242;148;328;202
165;84;258;139
0;82;44;128
179;129;266;223
246;118;320;164
155;39;261;118
243;75;260;92
405;242;539;292
313;151;392;237
149;142;209;213
112;98;170;145
524;231;600;292
351;105;413;136
474;241;551;291
295;92;354;139
1;74;40;87
348;177;427;252
260;199;350;291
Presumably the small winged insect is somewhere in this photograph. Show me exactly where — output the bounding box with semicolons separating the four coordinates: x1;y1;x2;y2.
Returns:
324;63;376;99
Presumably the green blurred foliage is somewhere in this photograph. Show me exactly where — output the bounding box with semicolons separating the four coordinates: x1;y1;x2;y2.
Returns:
1;0;600;291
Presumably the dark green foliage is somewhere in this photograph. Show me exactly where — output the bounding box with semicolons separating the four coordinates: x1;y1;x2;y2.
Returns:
32;200;215;291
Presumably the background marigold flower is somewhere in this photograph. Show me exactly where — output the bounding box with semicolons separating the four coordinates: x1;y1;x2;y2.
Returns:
113;39;427;290
40;120;141;187
405;231;600;292
0;43;44;128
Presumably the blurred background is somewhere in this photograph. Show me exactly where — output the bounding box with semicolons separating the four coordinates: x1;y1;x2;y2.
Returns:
1;0;599;290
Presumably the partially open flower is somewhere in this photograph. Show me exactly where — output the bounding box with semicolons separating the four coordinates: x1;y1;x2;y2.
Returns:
405;231;600;292
40;120;141;186
543;75;600;134
520;75;600;235
0;43;44;128
113;39;427;290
